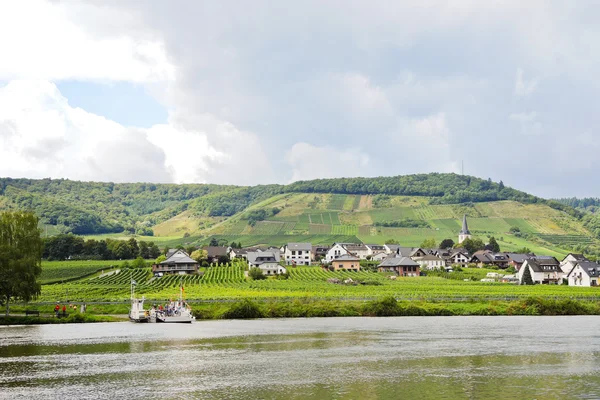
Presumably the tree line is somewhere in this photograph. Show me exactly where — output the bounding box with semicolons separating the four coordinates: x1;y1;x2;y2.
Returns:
42;234;162;261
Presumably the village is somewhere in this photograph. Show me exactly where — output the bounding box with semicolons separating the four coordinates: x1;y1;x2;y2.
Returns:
152;215;600;287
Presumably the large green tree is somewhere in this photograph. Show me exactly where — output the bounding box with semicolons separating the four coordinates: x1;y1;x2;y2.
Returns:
0;211;43;315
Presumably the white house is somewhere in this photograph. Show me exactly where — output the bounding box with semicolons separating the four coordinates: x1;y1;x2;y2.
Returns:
413;254;445;270
282;243;312;265
344;244;370;260
518;258;564;284
371;252;388;261
560;253;588;276
383;244;401;254
365;244;386;256
325;243;350;263
247;251;286;275
445;250;470;266
567;261;599;287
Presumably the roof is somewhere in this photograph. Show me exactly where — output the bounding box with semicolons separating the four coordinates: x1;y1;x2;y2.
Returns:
505;253;533;263
366;244;386;250
564;253;588;262
343;244;369;252
378;255;419;267
334;254;361;262
202;246;229;257
247;251;280;265
524;259;562;272
165;248;179;258
286;243;312;251
385;244;401;252
160;250;198;265
460;215;471;235
413;255;444;261
568;261;600;277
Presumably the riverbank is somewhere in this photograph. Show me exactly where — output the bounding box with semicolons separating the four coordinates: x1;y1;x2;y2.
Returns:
0;314;125;325
7;297;600;324
188;297;600;319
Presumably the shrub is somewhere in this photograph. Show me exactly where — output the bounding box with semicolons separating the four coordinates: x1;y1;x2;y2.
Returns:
362;296;400;316
221;299;265;319
248;267;266;280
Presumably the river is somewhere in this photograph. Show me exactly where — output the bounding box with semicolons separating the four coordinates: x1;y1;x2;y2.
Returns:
1;316;599;399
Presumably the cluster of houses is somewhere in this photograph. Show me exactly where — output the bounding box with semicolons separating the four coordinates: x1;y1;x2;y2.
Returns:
150;215;600;287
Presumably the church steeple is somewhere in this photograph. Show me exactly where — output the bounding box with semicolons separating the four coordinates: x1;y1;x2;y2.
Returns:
458;214;472;244
460;214;471;235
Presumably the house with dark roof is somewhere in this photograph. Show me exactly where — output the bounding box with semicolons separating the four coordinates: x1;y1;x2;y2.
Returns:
505;253;535;270
518;257;563;284
560;253;589;276
331;254;361;271
247;251;286;275
470;251;509;268
202;246;230;263
443;250;470;266
383;244;401;254
152;249;199;276
311;245;331;262
567;261;600;286
282;243;312;265
378;255;420;276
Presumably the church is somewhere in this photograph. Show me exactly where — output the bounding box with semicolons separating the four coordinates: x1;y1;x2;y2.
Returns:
458;215;472;244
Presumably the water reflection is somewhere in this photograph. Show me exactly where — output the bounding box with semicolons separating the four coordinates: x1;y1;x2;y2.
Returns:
1;317;600;399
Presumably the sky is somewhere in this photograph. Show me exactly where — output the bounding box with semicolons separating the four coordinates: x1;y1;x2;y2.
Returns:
0;1;599;198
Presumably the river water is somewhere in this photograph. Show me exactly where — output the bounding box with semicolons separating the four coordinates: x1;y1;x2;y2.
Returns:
1;316;599;399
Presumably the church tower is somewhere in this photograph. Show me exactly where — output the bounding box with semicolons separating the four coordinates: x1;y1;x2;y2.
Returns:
458;214;472;244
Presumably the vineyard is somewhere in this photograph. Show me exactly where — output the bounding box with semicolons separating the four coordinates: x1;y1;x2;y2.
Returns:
39;260;121;284
37;263;600;303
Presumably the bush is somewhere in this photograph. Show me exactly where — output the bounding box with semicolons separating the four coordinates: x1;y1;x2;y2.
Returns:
362;296;400;316
221;299;265;319
248;267;266;280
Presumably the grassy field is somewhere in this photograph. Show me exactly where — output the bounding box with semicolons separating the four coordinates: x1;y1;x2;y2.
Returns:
40;260;121;284
36;264;600;303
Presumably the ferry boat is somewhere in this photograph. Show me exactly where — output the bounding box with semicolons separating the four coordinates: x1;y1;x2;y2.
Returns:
129;278;195;323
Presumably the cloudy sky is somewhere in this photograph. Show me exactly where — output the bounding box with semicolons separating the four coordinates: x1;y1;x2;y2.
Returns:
0;1;599;198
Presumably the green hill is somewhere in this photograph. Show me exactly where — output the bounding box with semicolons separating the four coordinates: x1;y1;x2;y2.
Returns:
1;174;599;257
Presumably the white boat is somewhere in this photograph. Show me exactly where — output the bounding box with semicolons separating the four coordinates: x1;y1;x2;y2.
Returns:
129;277;195;324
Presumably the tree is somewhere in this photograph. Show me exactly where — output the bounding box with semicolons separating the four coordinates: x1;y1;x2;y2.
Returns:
521;266;534;285
460;238;485;254
486;237;500;252
420;238;437;249
127;237;139;258
148;242;161;259
139;241;150;259
190;249;208;263
439;239;455;249
155;255;166;264
0;211;43;315
385;239;399;245
131;257;147;269
248;267;266;280
209;238;219;247
114;241;133;259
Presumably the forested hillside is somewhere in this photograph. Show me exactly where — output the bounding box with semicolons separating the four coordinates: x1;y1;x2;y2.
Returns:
2;174;599;257
0;174;560;234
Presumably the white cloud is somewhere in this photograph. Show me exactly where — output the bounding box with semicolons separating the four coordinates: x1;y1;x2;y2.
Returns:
286;143;370;182
509;112;542;136
0;80;204;183
0;1;174;83
514;68;540;96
